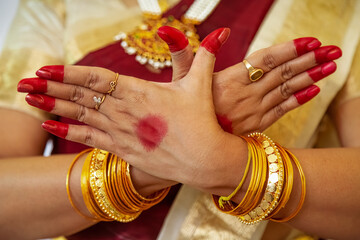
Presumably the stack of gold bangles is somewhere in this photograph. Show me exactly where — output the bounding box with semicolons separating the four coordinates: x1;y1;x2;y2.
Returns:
213;132;306;224
66;148;170;222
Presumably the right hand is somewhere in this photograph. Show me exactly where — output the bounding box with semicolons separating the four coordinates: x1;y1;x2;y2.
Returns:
157;27;341;135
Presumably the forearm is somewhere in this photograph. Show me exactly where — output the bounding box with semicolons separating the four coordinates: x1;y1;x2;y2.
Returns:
0;154;94;239
192;135;359;239
0;109;49;157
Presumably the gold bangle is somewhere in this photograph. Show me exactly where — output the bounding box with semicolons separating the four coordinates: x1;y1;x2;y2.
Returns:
239;133;285;224
66;149;96;221
218;149;251;208
272;148;306;222
265;144;293;220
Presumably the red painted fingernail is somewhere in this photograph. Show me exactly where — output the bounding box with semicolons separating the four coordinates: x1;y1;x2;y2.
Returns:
42;120;68;138
200;28;230;54
295;85;320;104
25;94;55;112
157;26;189;52
314;46;342;63
294;37;321;56
307;61;337;82
17;78;47;93
36;65;64;82
216;114;233;133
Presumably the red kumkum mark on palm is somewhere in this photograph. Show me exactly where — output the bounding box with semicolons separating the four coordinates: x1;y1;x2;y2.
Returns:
136;115;168;151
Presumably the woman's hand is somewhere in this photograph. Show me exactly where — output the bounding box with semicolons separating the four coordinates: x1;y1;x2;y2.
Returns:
17;27;342;189
18;28;232;187
157;27;342;134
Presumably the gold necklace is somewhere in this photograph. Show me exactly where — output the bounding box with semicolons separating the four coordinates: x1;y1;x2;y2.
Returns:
114;0;221;69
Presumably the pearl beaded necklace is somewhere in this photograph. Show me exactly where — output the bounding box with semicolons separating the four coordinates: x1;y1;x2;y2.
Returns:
114;0;221;70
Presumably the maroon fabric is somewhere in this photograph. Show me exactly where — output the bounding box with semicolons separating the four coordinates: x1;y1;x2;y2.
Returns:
55;0;274;239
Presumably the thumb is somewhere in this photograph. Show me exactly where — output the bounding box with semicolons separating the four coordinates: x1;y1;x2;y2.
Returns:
157;26;194;81
187;28;230;90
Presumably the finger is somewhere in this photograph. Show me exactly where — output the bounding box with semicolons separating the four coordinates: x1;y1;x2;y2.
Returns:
18;78;106;109
217;37;322;84
42;120;114;150
187;28;230;90
258;44;341;92
25;94;110;129
261;85;320;129
157;26;194;81
36;65;143;99
262;61;336;109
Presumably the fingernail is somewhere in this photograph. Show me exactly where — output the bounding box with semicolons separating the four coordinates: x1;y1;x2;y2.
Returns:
216;114;233;133
25;94;55;112
42;120;68;138
307;62;337;82
294;37;321;56
295;85;320;104
36;65;64;82
17;78;47;93
200;28;231;54
314;46;342;63
157;26;189;52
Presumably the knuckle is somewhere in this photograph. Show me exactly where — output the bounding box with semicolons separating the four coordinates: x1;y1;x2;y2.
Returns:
76;105;87;122
70;86;84;102
274;104;287;118
131;90;147;104
279;63;294;81
85;70;100;89
84;128;95;146
263;50;277;69
279;82;292;99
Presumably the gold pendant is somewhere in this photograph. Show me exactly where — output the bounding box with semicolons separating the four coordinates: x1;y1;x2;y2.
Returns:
116;16;200;69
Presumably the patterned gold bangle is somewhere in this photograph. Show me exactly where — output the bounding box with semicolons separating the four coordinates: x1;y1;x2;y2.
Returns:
265;144;293;220
89;149;140;222
239;132;285;225
81;149;109;220
272;148;306;222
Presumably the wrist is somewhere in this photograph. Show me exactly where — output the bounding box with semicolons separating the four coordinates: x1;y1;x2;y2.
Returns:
130;166;176;197
187;133;250;199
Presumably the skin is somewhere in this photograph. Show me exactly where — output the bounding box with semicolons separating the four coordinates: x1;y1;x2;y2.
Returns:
0;31;346;239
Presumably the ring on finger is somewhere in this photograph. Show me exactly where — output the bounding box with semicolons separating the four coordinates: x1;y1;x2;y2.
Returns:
107;73;119;95
93;95;106;110
243;59;264;82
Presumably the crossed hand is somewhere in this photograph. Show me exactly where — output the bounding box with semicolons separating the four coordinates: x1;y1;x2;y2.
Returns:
18;27;341;190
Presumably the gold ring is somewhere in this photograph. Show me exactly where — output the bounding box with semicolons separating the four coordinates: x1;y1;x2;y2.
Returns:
107;73;119;95
243;59;264;82
93;95;106;110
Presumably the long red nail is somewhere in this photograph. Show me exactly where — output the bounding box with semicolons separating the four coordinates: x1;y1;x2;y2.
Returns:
314;46;342;63
216;114;233;133
17;78;47;93
294;85;320;104
25;94;55;112
36;65;64;82
157;26;189;52
294;37;321;56
200;28;231;54
307;62;337;82
42;120;68;138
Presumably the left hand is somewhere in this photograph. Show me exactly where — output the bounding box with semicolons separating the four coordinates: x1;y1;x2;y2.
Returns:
18;28;233;188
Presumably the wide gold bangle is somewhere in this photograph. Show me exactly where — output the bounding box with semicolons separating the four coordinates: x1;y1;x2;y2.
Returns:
271;148;306;222
239;133;285;224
